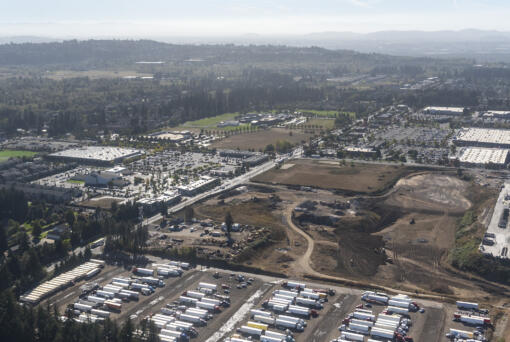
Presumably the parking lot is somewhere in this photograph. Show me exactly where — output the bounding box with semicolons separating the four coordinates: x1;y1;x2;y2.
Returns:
32;257;496;342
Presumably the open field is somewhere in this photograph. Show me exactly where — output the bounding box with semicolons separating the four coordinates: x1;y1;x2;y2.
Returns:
301;118;335;130
211;128;314;151
174;112;239;129
0;149;37;162
253;159;412;194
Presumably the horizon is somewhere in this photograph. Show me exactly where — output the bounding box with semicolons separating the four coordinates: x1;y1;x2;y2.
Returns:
2;0;510;37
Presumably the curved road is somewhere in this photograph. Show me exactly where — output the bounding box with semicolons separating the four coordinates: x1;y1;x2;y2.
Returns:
283;202;510;303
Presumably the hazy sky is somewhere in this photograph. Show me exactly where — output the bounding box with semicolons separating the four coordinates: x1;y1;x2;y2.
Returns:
1;0;510;37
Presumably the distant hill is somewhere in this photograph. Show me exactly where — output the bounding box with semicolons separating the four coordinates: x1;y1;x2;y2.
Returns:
0;39;443;70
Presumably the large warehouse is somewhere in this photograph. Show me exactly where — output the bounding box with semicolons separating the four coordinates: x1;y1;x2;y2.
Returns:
454;128;510;148
423;106;465;116
457;147;510;168
48;146;144;165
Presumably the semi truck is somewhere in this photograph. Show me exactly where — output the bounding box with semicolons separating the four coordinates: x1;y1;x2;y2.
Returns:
247;321;269;331
86;268;101;279
386;306;409;316
90;309;110;318
352;311;375;321
456;301;479;310
160;329;188;341
178;313;206;326
453;313;491;326
74;303;92;312
448;328;474;339
87;295;106;304
251;309;272;317
157;268;181;277
295;297;323;309
362;293;389;305
370;327;395;339
96;290;115;298
282;281;306;290
254;315;276;325
264;330;295;342
141;276;164;287
198;282;217;291
196;301;221;312
349;323;370;333
274;318;304;332
274;290;298;298
287;305;318;318
133;267;154;276
104;300;121;311
179;296;198;305
237;326;263;337
278;315;306;327
341;331;364;341
183;290;205;299
186;308;212;320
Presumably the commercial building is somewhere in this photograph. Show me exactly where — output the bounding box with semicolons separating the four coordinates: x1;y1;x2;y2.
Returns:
457;147;510;168
423;106;465;116
344;146;378;157
481;110;510;119
177;176;220;196
218;149;256;158
454;128;510;148
48;146;143;165
137;194;181;215
84;171;129;187
243;154;269;166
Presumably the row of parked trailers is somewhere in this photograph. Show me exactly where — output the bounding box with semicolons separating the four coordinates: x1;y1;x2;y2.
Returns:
20;259;105;304
333;292;417;342
225;280;335;342
143;281;227;342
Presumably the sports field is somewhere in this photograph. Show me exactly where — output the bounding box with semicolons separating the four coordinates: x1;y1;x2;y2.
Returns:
0;150;37;162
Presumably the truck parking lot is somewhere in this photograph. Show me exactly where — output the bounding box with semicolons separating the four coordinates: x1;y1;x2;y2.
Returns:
31;257;496;342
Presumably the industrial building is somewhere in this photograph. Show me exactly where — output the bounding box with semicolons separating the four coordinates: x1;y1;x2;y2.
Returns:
137;194;182;215
48;146;144;165
457;147;510;168
481;110;510;119
177;176;220;196
454;128;510;148
423;106;465;116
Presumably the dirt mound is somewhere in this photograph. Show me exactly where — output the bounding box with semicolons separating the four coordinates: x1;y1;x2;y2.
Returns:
386;173;471;214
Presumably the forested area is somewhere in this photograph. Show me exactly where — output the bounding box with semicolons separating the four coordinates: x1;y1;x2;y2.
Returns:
0;188;151;341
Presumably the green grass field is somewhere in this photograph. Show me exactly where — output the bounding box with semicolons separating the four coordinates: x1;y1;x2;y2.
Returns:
0;150;37;162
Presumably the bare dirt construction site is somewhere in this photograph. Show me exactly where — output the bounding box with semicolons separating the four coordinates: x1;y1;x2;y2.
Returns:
252;159;412;194
210;128;314;151
156;160;510;339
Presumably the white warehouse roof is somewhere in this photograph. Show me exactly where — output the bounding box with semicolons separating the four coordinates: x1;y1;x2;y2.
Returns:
459;147;509;166
50;146;143;162
456;128;510;146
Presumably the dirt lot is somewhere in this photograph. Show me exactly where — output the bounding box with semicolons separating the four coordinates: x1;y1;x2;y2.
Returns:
253;159;411;194
211;128;314;151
